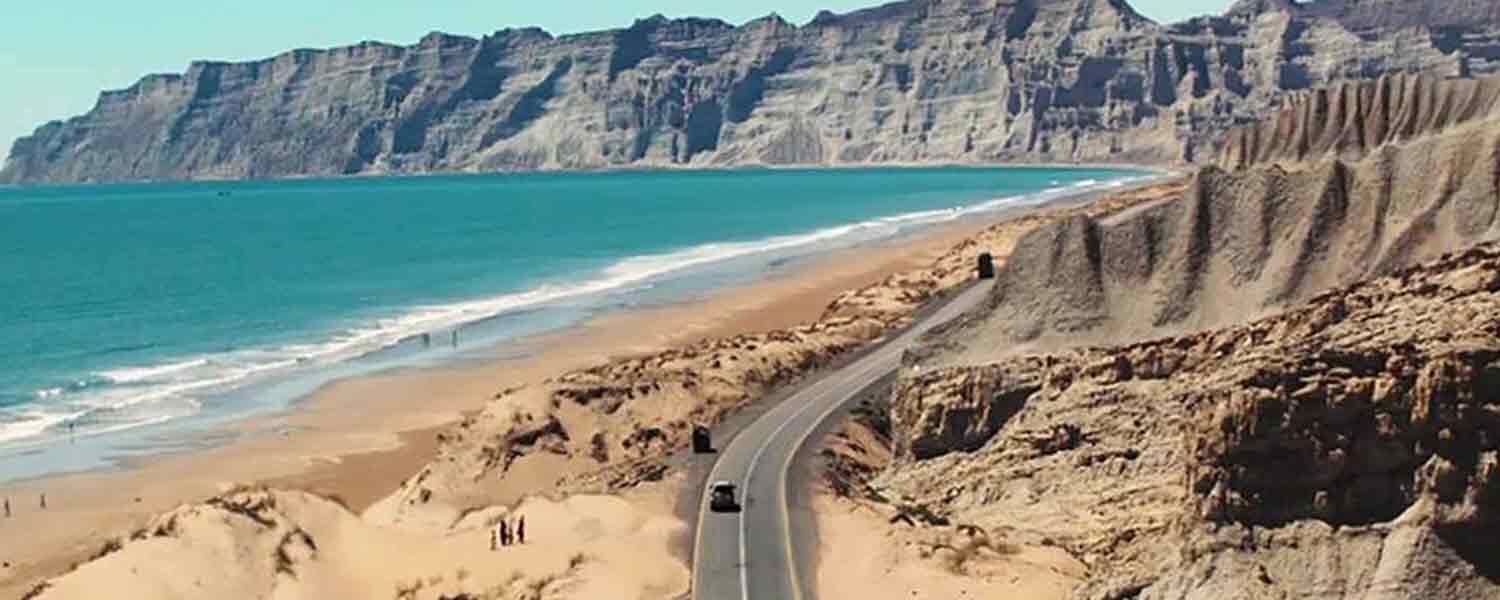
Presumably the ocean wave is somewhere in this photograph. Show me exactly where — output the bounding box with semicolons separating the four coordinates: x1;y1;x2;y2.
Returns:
0;174;1139;450
98;357;210;384
34;387;64;399
0;410;85;445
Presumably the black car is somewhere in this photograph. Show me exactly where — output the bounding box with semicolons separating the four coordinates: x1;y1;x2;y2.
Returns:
709;481;739;513
692;425;714;453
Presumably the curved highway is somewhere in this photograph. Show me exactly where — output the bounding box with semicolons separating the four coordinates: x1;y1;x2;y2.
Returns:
692;280;992;600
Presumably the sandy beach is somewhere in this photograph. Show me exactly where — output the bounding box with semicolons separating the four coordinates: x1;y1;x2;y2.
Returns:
0;176;1183;598
0;198;1014;596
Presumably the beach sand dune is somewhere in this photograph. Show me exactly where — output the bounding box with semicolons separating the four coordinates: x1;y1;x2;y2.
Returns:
830;76;1500;600
3;178;1185;599
814;495;1084;600
921;115;1500;367
366;179;1186;532
33;480;687;600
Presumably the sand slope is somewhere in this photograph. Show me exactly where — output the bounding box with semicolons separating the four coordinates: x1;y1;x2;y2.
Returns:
813;495;1084;600
7;179;1187;600
367;181;1187;531
1218;73;1500;170
31;483;687;600
878;242;1500;599
926;114;1500;365
838;74;1500;599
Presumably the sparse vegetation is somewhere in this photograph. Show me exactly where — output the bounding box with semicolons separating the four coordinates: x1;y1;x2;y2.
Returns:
274;528;318;576
88;538;124;561
393;579;424;600
918;525;1016;576
523;573;559;599
589;432;610;463
20;582;51;600
206;489;277;528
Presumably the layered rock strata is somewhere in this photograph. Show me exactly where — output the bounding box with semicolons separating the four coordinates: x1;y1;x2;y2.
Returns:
880;243;1500;599
373;182;1183;524
1218;73;1500;169
921;98;1500;362
7;0;1500;183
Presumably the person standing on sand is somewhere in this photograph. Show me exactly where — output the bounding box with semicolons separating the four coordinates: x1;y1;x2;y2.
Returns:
4;497;9;518
517;515;525;545
39;494;46;510
499;520;511;547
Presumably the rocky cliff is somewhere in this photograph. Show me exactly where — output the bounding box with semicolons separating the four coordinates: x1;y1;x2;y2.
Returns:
854;69;1500;599
5;0;1500;183
916;81;1500;363
1218;73;1500;169
879;242;1500;599
364;181;1185;529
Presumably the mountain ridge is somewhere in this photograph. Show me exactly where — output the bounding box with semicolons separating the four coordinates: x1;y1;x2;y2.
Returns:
862;69;1500;600
1218;72;1500;168
5;0;1500;184
911;82;1500;365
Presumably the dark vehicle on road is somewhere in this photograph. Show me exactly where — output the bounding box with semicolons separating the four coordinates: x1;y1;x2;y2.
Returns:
692;425;713;453
977;252;996;279
709;481;739;513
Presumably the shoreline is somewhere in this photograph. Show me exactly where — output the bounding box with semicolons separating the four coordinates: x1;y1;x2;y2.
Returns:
0;160;1175;188
0;173;1178;596
0;168;1164;481
0;194;1025;596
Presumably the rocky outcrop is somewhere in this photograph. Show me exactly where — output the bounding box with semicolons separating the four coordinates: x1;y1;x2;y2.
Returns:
879;243;1500;599
870;78;1500;597
373;180;1186;526
921;107;1500;363
1218;73;1500;169
1228;0;1500;39
370;198;993;518
6;0;1500;183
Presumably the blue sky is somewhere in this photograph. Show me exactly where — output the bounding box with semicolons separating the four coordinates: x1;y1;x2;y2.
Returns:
0;1;1231;158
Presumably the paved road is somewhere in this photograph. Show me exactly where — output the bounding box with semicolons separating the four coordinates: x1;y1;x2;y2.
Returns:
692;281;992;600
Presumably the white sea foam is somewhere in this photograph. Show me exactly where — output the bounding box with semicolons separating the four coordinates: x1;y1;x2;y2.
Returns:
0;410;84;445
99;357;210;384
0;173;1146;450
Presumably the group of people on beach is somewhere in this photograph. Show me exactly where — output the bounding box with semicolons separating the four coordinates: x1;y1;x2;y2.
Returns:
490;514;526;550
421;330;461;349
2;494;45;518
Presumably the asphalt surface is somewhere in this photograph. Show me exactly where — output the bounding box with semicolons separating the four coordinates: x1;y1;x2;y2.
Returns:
692;280;993;600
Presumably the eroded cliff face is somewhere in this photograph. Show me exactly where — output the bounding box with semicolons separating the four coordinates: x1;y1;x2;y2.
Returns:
880;243;1500;599
368;181;1188;530
1218;73;1500;169
915;85;1500;364
5;0;1499;183
860;70;1500;598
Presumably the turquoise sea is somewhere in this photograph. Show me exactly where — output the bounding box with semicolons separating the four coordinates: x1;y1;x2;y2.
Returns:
0;167;1143;480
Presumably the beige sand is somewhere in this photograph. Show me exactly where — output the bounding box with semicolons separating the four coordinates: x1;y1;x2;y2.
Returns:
0;210;999;598
39;477;689;600
813;494;1084;600
0;177;1184;598
364;180;1186;535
